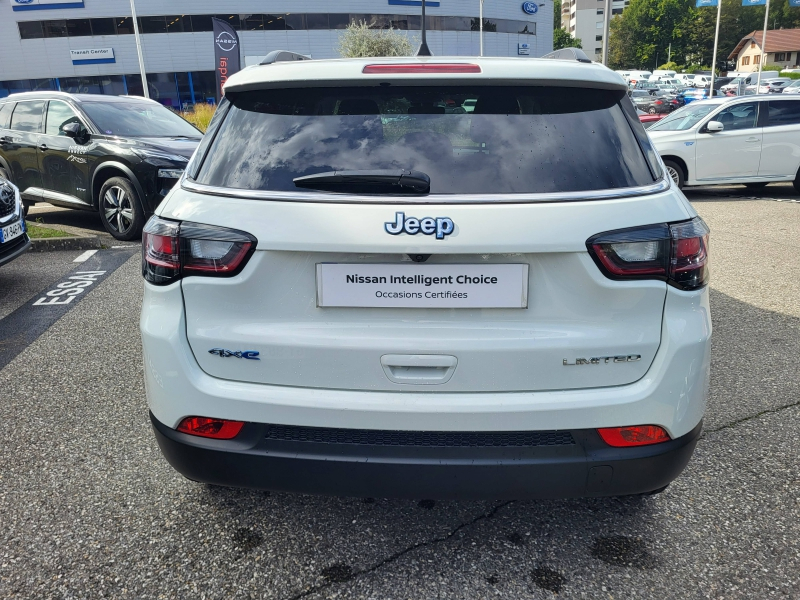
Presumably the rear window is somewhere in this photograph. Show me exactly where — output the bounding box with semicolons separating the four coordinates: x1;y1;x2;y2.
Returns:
194;86;659;195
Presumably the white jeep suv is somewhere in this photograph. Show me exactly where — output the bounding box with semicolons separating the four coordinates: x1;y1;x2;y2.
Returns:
140;55;711;499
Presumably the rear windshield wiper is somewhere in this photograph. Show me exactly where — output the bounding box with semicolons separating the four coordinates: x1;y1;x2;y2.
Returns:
293;170;430;194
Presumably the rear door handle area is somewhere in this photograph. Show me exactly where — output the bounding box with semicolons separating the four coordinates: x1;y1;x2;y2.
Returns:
745;137;761;143
380;354;458;385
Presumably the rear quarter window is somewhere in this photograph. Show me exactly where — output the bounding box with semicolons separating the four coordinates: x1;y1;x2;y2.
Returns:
9;101;44;133
0;102;14;129
767;100;800;126
194;85;661;196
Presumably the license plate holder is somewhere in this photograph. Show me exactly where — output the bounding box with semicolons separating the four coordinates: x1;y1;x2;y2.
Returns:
316;263;529;308
0;220;24;245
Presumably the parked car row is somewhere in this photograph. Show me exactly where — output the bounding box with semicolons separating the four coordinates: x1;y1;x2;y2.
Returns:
616;69;713;88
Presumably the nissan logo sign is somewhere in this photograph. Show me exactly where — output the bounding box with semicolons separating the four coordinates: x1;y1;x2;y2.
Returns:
215;31;238;52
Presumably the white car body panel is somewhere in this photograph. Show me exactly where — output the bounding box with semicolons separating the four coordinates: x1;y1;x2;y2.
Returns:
158;188;692;393
158;187;691;254
759;122;800;177
695;126;763;180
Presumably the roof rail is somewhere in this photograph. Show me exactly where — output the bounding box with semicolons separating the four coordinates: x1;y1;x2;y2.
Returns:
260;50;312;65
118;94;160;103
541;47;593;64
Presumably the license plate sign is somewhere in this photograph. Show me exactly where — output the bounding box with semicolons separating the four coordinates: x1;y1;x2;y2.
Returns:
317;263;529;308
0;220;24;245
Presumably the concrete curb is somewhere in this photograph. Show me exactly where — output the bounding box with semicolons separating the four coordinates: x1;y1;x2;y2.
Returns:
25;221;106;253
28;235;103;253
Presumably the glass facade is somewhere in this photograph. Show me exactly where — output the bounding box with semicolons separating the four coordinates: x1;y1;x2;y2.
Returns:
0;72;218;107
7;11;538;105
17;13;536;39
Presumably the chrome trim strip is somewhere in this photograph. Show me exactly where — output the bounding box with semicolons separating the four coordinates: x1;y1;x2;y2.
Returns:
181;176;671;205
695;175;786;182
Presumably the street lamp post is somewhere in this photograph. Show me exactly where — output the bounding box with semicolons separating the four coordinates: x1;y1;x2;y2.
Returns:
756;0;771;90
479;0;484;56
709;0;722;97
601;0;611;65
129;0;149;98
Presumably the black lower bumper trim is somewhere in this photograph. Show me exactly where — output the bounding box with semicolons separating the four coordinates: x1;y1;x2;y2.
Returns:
151;412;702;500
0;234;30;267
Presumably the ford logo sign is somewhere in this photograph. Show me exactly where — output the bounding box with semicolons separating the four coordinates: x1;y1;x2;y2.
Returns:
522;1;538;14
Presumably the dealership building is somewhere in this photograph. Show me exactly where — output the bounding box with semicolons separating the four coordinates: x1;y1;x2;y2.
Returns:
0;0;553;106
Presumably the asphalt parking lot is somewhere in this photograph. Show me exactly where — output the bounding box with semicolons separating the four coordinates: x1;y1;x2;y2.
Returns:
1;187;798;599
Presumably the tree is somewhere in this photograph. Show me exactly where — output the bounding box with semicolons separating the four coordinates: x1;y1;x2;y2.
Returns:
607;0;800;71
554;0;562;29
607;0;697;70
337;21;414;58
554;28;582;50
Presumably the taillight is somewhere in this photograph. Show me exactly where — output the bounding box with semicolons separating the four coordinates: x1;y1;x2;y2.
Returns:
362;63;481;74
597;425;670;447
587;217;709;290
142;216;256;285
142;217;180;285
668;219;710;289
177;416;245;439
655;100;663;105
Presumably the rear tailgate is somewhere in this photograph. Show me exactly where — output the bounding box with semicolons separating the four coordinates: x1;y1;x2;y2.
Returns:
165;189;690;392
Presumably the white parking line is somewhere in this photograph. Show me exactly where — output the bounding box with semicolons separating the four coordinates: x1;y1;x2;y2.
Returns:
111;245;138;249
73;250;98;263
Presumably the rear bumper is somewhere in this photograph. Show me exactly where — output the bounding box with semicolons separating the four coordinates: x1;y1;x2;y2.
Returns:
152;412;702;499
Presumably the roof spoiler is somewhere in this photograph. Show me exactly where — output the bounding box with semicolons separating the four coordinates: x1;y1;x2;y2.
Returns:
541;47;593;64
260;50;312;65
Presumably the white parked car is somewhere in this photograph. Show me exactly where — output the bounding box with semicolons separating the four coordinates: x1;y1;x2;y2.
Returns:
676;74;710;88
648;96;800;191
781;79;800;94
141;54;710;499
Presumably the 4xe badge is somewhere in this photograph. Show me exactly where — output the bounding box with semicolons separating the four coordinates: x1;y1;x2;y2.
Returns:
209;348;260;360
385;212;454;240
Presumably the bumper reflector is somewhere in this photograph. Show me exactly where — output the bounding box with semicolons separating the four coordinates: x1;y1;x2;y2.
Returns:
597;425;670;447
177;416;245;440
